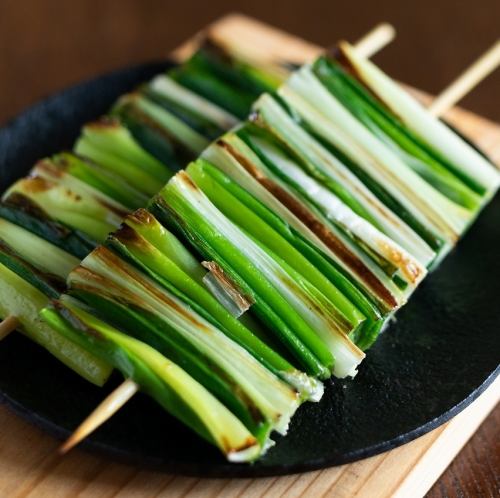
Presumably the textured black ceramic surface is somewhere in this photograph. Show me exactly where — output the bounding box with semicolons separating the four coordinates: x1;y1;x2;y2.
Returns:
0;63;499;478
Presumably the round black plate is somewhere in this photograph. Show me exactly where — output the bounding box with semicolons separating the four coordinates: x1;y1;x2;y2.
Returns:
0;62;498;478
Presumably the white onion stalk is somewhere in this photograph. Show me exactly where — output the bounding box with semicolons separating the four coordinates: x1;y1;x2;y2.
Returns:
73;246;300;435
278;70;473;241
120;94;210;155
3;177;123;242
149;75;239;130
250;95;437;265
166;172;365;378
249;135;427;294
337;41;500;200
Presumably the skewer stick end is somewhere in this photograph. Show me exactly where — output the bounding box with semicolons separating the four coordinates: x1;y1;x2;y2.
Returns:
0;316;19;340
59;379;139;454
429;39;500;117
355;22;396;59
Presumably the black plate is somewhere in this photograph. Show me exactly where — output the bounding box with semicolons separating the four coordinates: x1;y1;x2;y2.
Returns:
0;62;499;478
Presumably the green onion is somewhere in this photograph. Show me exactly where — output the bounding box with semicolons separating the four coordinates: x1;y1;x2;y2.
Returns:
0;217;79;279
49;152;149;210
113;93;210;155
122;208;206;282
236;132;427;305
189;41;281;95
0;201;95;259
202;136;385;349
67;247;302;440
186;159;370;327
154;171;366;378
148;75;239;131
336;42;500;200
3;176;124;242
312;56;483;211
108;209;323;400
41;296;262;462
74;119;169;196
0;263;111;386
32;158;130;215
168;40;279;120
0;239;63;299
277;67;474;245
249;93;438;266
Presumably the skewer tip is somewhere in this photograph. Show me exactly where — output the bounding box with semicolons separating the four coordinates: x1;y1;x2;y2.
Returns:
429;39;500;117
355;22;396;59
59;379;139;454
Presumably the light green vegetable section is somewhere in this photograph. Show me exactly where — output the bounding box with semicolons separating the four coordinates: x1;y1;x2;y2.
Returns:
0;263;111;386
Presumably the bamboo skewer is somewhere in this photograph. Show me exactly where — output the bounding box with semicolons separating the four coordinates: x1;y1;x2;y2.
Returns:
60;32;500;457
0;316;19;340
354;23;396;59
428;40;500;117
59;378;139;454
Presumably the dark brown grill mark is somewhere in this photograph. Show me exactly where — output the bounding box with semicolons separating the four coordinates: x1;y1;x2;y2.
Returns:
92;246;211;331
35;159;67;177
201;260;254;311
86;116;121;130
128;208;157;227
54;300;105;341
219;140;398;310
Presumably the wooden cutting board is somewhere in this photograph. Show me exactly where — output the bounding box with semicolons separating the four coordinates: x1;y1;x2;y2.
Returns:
0;13;499;498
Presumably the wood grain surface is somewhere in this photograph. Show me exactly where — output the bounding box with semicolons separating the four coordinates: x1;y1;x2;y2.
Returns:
0;10;499;498
0;375;497;497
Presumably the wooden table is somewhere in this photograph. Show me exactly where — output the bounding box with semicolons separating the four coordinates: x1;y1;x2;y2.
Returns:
0;377;498;497
0;10;499;498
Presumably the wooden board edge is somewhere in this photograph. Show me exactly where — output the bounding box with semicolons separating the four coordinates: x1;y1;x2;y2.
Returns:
394;375;500;498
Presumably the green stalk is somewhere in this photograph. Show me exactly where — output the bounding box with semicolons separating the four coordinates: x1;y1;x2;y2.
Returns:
249;93;438;266
148;75;238;131
203;135;408;314
186;42;279;96
70;282;273;444
278;67;473;242
336;42;500;200
0;202;94;259
237;133;427;300
41;297;262;462
3;177;122;242
123;208;205;282
113;94;210;155
50;152;149;210
32;159;130;216
202;136;384;349
0;239;63;299
0;217;79;279
186;159;368;329
0;200;95;260
122;209;278;354
312;56;482;210
108;209;323;400
151;192;331;378
69;247;301;439
169;66;257;119
155;172;366;378
0;263;111;386
74;119;169;196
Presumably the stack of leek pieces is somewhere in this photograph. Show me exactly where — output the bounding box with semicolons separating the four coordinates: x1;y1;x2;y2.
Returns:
1;39;499;462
